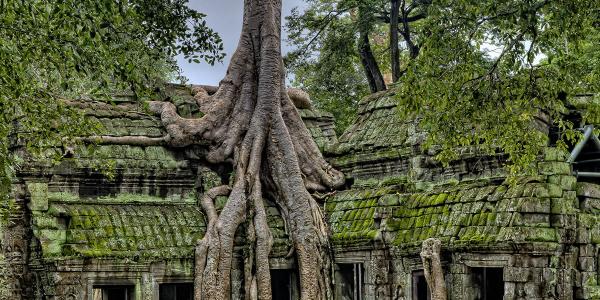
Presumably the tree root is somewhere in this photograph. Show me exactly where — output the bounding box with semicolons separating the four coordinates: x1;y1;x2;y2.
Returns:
192;85;313;109
87;0;342;299
420;238;447;300
194;185;231;300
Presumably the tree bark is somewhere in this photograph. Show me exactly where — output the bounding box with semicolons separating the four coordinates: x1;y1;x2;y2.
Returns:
358;30;387;93
420;238;447;300
390;0;401;82
142;0;344;299
400;1;419;60
357;6;386;93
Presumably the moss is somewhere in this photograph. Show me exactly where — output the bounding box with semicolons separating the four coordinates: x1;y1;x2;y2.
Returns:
548;175;577;191
543;147;569;161
551;198;575;214
486;213;497;224
380;176;408;186
33;213;61;229
524;228;558;242
432;193;447;205
538;161;571;175
27;182;49;211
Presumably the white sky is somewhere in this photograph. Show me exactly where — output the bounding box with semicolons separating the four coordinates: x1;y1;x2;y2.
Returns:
176;0;306;85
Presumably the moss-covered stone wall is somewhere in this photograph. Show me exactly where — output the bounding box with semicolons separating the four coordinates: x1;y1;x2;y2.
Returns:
5;86;600;299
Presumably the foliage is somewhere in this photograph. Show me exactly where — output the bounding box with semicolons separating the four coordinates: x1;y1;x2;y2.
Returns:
288;0;599;173
396;0;600;173
0;0;223;203
285;0;427;132
286;10;370;133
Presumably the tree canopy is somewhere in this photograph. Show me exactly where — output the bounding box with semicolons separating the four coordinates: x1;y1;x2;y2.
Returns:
397;0;599;172
0;0;223;201
286;0;600;172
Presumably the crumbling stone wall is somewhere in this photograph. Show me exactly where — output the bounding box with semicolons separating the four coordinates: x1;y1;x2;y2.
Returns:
0;229;9;299
2;183;36;300
4;87;600;300
573;182;600;299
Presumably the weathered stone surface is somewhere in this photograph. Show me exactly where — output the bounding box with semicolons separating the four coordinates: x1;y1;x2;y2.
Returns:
5;89;600;300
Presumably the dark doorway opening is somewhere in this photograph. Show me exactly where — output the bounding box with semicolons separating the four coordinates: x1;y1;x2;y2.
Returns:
472;267;504;300
412;270;430;300
159;283;193;300
92;285;134;300
271;269;298;300
336;263;365;300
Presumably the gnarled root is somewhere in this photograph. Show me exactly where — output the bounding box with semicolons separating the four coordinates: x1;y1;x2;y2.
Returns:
194;185;231;300
93;0;344;299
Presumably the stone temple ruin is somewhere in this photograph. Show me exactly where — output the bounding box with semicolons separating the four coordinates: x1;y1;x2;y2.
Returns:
2;85;600;299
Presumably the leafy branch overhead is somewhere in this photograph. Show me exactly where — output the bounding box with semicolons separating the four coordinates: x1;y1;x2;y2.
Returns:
397;0;600;173
0;0;223;200
286;0;600;172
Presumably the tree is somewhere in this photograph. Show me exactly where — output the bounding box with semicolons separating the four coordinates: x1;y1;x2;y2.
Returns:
286;0;430;86
396;0;600;172
285;13;369;134
166;0;345;297
288;0;599;172
88;0;344;299
285;0;430;131
0;0;223;203
356;1;387;93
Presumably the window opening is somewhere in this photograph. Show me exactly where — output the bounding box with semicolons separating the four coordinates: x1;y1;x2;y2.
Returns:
471;267;504;300
337;263;365;300
271;269;298;300
92;285;134;300
412;270;430;300
159;283;193;300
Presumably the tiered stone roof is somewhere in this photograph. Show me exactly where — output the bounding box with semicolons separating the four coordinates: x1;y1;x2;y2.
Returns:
25;84;335;261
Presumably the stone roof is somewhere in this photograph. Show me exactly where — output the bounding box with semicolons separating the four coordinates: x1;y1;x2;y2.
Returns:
20;86;585;261
36;201;205;259
327;92;415;180
32;193;291;260
326;169;577;252
298;109;337;151
324;91;578;253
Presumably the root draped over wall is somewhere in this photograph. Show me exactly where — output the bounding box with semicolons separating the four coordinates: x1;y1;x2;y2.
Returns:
92;0;344;299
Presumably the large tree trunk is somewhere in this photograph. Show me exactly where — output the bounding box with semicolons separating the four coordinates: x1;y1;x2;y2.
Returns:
145;0;344;299
400;1;419;60
87;1;343;298
357;6;386;93
420;238;447;300
358;30;387;93
390;0;401;82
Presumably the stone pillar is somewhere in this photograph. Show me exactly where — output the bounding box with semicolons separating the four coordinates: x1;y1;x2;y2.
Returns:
390;259;408;300
2;183;34;299
141;273;154;300
368;251;393;299
448;263;468;300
